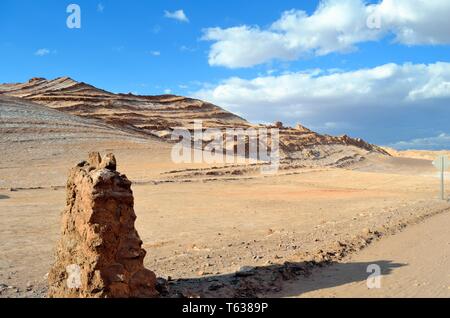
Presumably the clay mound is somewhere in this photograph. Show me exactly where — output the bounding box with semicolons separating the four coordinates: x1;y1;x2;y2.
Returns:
48;152;158;298
0;77;249;138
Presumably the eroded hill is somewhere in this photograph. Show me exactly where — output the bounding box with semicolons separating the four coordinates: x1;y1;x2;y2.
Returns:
0;77;389;161
0;77;249;139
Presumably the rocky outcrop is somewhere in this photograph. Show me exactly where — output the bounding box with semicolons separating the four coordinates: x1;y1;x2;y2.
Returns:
48;152;158;298
335;135;390;155
295;123;312;133
277;127;390;157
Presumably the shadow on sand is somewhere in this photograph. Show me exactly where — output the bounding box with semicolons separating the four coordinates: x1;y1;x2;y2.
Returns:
272;259;405;297
0;194;10;200
162;260;406;298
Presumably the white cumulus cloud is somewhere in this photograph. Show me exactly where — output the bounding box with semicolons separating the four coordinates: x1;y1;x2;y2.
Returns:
389;133;450;150
34;48;50;56
164;9;189;23
195;62;450;113
193;62;450;146
202;0;450;68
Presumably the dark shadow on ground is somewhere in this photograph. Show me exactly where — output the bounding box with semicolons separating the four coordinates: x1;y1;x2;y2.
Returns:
160;260;405;298
0;194;10;200
271;260;405;297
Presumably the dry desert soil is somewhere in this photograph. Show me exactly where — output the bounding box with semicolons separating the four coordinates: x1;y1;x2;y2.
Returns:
1;143;449;297
0;79;449;298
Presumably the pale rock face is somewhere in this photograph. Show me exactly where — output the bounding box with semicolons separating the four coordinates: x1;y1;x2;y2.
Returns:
48;152;158;298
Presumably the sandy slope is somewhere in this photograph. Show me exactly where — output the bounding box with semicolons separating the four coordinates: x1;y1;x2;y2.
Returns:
0;95;221;189
276;210;450;298
384;147;450;161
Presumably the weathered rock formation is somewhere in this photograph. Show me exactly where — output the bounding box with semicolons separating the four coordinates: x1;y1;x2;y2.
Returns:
48;152;158;298
0;77;249;139
0;77;390;159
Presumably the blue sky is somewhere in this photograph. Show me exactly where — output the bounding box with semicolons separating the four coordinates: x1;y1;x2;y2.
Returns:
0;0;323;94
1;0;450;149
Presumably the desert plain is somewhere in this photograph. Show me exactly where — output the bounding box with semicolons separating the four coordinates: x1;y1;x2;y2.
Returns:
0;78;449;298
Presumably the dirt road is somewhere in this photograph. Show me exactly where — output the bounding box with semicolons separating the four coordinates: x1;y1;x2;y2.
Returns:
277;209;450;298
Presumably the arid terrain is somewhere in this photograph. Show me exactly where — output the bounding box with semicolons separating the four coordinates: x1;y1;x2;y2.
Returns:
0;78;449;298
278;210;450;298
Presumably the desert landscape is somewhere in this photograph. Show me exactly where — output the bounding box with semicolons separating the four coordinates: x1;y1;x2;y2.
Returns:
0;78;448;298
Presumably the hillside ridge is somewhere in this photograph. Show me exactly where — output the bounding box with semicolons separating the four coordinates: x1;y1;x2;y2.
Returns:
0;77;389;158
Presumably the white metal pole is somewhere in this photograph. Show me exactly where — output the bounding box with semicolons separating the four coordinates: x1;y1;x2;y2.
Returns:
442;156;445;200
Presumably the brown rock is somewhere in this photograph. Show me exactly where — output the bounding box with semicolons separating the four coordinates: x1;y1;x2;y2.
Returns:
28;77;46;83
88;151;102;168
48;153;158;298
295;123;311;133
274;121;283;129
99;153;117;171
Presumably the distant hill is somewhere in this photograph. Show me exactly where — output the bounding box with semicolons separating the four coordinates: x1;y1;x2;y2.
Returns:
0;77;249;138
0;77;389;159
